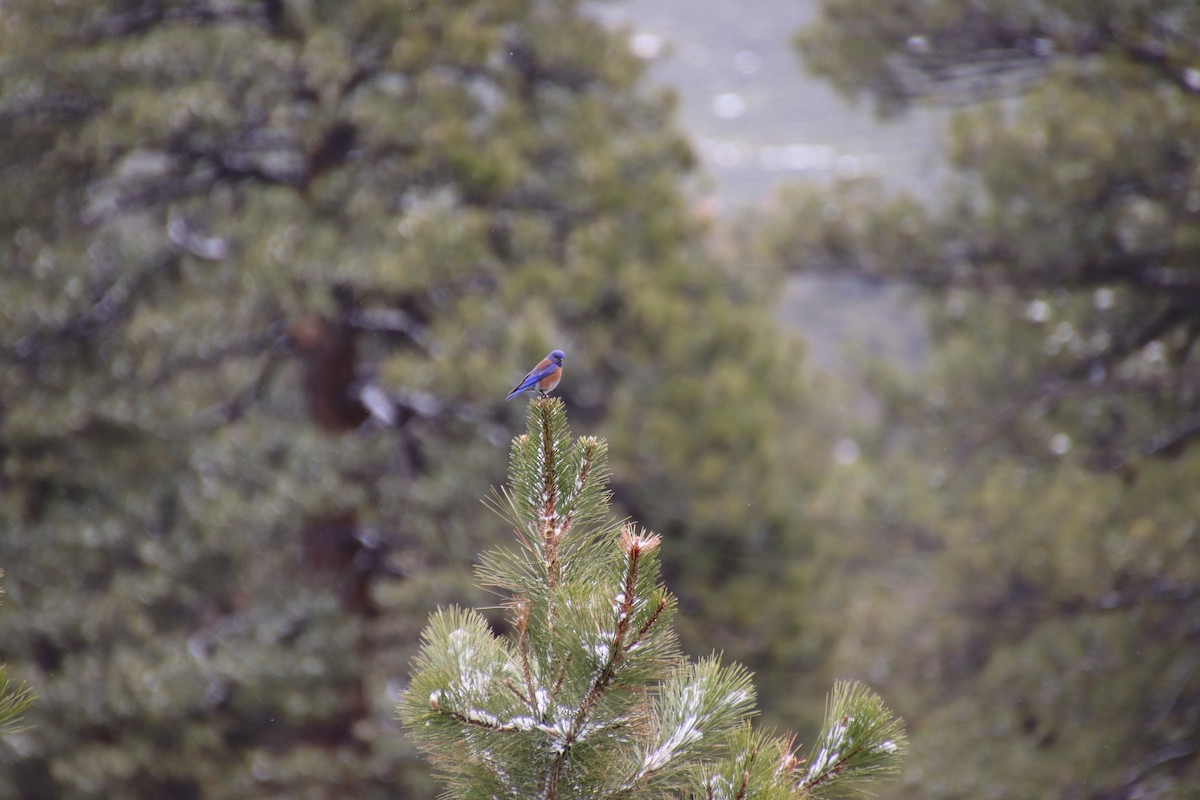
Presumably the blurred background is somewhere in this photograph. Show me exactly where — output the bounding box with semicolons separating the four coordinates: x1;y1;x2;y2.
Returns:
1;1;1198;798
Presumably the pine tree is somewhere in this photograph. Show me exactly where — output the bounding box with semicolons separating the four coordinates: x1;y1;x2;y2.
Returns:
0;1;832;795
732;3;1200;797
0;664;34;738
0;572;35;738
400;399;904;800
790;0;1200;471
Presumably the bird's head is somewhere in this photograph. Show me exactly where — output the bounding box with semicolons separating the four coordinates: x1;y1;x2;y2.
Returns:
549;349;565;365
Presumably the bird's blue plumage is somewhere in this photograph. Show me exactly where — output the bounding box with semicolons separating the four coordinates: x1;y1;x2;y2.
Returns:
507;349;566;400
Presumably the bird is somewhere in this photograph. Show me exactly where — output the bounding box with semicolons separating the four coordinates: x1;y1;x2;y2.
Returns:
506;349;565;400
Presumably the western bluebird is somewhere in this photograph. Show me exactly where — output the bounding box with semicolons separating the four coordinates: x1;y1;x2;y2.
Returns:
506;349;565;400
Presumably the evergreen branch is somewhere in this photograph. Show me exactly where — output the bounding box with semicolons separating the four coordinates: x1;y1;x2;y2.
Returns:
0;667;36;737
549;654;570;700
629;658;758;790
628;593;668;654
503;679;531;709
774;734;802;784
544;527;668;798
555;436;612;537
702;765;752;800
797;682;907;800
479;488;541;588
513;600;540;714
616;529;671;664
694;725;807;800
436;693;614;743
435;704;517;732
577;528;662;722
537;400;564;589
570;440;596;501
702;749;752;800
0;574;35;738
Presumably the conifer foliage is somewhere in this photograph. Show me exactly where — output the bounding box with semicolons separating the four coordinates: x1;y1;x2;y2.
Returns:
400;399;905;799
0;574;35;739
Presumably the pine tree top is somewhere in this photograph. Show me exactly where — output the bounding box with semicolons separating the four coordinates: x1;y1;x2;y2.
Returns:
400;398;905;799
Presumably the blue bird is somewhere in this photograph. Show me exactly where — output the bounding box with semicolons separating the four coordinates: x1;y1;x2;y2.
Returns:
507;349;565;400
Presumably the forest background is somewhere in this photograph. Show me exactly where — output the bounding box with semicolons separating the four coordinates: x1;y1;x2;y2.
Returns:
1;1;1198;799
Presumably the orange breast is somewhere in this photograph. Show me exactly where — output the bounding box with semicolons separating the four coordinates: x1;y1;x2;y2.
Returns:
536;366;562;392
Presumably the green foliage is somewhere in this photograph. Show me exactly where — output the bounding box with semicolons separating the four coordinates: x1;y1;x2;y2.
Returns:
765;2;1200;798
797;0;1200;118
814;446;1200;800
0;0;835;796
0;666;36;738
785;0;1200;470
401;399;905;800
799;682;906;800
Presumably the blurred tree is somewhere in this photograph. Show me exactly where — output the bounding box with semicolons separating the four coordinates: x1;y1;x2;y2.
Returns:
791;0;1200;473
734;1;1200;798
805;408;1200;800
0;1;829;797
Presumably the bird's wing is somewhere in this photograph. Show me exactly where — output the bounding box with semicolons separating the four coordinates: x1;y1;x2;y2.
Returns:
506;359;556;399
522;360;558;386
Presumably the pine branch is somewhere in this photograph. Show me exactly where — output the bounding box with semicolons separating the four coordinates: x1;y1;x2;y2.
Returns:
0;666;35;737
625;656;758;791
0;571;36;737
693;724;804;800
797;682;907;800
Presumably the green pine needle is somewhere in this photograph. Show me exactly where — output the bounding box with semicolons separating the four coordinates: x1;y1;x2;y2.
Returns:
798;681;907;799
0;667;35;737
